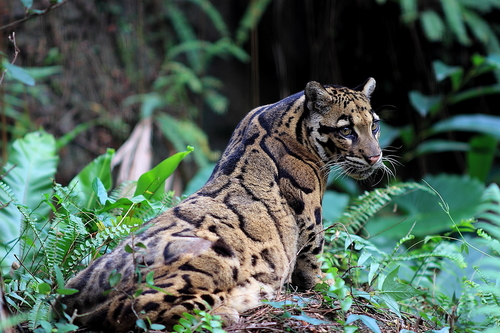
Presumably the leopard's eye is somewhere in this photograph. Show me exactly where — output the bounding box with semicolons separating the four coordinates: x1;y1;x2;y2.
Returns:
340;127;352;136
371;121;379;132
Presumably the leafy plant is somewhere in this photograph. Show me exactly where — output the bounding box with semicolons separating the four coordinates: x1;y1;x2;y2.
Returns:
0;132;193;332
381;0;500;53
382;54;500;182
173;309;225;333
116;0;272;181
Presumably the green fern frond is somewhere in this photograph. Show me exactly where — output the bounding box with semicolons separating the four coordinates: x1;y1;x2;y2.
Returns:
70;224;136;268
392;251;466;268
28;298;50;330
164;2;202;72
337;182;432;234
476;183;500;237
45;214;87;279
185;0;230;38
0;181;17;204
17;206;47;272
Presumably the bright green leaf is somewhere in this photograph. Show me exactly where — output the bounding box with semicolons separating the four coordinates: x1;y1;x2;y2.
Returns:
431;114;500;140
420;10;445;42
135;319;148;330
37;282;51;295
92;177;109;206
432;60;463;89
381;267;424;301
146;270;155;285
0;131;58;272
441;0;470;45
20;0;33;8
467;135;497;181
4;62;35;86
54;264;65;289
408;91;442;117
449;84;500;104
414;140;469;157
108;270;122;288
346;314;382;333
134;146;194;200
55;288;79;295
68;148;115;210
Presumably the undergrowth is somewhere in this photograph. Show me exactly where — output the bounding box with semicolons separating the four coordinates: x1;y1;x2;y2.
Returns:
1;131;500;333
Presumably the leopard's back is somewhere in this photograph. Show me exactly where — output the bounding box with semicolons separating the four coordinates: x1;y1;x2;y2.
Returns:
59;78;384;331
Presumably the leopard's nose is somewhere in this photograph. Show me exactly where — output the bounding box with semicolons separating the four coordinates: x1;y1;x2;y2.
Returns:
368;153;381;165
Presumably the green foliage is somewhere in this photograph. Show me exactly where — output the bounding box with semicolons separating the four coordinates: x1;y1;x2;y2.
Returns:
395;0;500;52
321;177;500;332
0;132;192;332
387;54;500;182
122;0;271;169
0;64;62;139
0;131;58;272
173;309;225;333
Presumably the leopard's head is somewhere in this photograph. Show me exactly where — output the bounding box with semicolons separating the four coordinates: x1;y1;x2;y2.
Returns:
305;78;386;180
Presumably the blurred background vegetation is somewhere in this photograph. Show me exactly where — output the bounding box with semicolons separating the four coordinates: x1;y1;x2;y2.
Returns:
1;0;500;191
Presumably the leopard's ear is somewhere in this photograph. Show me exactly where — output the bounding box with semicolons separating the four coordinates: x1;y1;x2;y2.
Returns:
305;81;332;114
354;77;376;99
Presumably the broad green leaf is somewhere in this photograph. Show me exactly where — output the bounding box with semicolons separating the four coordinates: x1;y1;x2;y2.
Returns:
430;114;500;140
134;146;194;200
408;91;442;117
441;0;470;45
432;60;463;89
449;84;500;104
54;323;80;333
462;9;493;45
486;54;500;69
54;264;65;288
4;62;35;86
420;10;445;42
68;148;115;210
467;135;497;182
135;319;148;330
55;288;79;295
0;131;58;272
366;174;484;237
108;270;122;288
37;282;51;294
400;0;418;23
322;191;350;224
92;177;110;205
346;314;382;333
146;270;155;285
149;324;166;330
381;267;424;301
379;122;400;148
20;0;33;9
414;139;469;157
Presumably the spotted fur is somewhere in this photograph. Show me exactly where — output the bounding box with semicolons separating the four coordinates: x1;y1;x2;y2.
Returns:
58;78;384;331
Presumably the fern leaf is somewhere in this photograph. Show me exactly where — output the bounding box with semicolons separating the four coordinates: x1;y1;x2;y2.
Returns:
476;183;500;236
337;182;432;234
185;0;230;38
28;298;50;330
165;2;202;72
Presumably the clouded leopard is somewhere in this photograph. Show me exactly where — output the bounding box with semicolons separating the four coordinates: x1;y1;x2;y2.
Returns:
58;78;384;331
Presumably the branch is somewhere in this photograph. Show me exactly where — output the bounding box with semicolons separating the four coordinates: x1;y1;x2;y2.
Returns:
0;0;70;32
0;33;20;86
